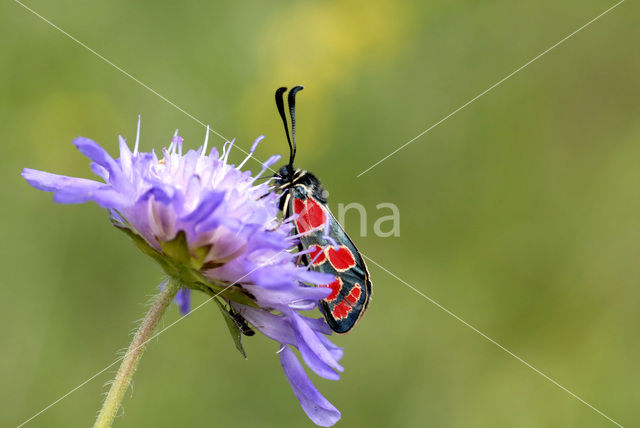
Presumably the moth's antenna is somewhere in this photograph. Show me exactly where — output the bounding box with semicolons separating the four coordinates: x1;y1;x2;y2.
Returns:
287;85;304;167
275;87;294;166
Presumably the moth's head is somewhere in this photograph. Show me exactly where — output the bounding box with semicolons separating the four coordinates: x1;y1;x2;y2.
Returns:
273;164;293;189
277;164;294;181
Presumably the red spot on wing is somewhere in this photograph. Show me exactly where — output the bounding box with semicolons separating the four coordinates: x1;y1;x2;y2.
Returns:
345;283;362;305
308;244;326;265
327;246;356;272
293;198;305;215
319;277;341;302
294;198;326;233
331;300;352;320
330;283;362;321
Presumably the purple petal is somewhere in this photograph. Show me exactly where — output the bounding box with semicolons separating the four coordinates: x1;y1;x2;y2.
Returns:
290;311;343;373
184;174;202;207
93;189;130;208
247;266;333;292
175;288;192;315
181;191;225;224
318;335;344;362
22;168;127;208
295;330;340;380
22;168;102;193
304;317;333;336
246;232;292;252
139;186;174;204
90;162;109;180
73;137;122;183
243;283;331;307
289;300;317;311
279;346;341;427
118;136;133;175
181;150;200;179
296;269;336;286
51;190;96;204
63;187;126;208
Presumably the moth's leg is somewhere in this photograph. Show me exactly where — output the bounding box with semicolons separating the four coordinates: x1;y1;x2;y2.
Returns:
268;192;291;232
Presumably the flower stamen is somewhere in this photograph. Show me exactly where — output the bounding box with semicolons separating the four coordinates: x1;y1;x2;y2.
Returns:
201;125;210;158
134;115;141;156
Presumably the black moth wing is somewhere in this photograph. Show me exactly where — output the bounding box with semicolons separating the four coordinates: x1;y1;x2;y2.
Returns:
286;181;372;334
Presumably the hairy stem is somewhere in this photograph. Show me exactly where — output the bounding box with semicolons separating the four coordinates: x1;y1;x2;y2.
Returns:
93;280;179;428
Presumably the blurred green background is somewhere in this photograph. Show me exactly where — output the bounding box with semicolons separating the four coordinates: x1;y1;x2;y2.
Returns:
1;0;638;426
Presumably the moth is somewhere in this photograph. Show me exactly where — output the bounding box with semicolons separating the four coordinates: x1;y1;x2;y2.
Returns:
273;86;372;333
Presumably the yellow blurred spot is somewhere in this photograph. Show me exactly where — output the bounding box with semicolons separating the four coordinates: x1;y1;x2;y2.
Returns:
242;0;409;158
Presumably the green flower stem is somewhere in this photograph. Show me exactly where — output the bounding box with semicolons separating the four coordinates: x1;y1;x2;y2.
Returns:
93;280;179;428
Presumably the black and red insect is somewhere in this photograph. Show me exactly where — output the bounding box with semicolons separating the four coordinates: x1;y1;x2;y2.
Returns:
273;86;372;334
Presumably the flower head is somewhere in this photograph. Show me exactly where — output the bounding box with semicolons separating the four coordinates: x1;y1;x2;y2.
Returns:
22;119;343;426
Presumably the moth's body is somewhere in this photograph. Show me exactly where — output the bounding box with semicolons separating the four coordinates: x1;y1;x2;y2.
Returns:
275;155;372;333
276;166;326;207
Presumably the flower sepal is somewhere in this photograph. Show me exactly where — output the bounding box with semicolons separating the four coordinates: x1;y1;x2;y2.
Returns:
160;230;211;270
214;298;250;358
114;221;257;308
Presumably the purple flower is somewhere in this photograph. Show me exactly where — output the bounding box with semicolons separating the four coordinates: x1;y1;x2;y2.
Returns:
22;119;342;426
